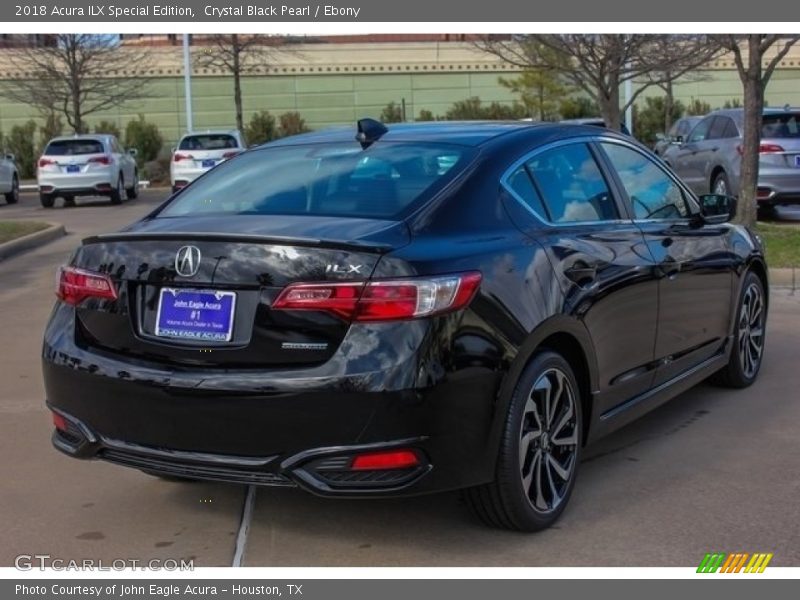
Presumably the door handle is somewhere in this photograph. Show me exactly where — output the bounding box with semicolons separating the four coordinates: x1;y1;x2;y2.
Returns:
565;261;597;286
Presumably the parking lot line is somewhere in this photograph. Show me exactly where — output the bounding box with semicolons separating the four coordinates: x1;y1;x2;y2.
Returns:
232;485;257;567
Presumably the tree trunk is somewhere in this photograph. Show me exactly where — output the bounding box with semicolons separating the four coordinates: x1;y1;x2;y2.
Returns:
232;36;244;133
664;79;674;134
737;37;764;227
598;81;621;132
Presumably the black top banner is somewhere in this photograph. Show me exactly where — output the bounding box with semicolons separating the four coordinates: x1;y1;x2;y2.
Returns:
4;0;798;22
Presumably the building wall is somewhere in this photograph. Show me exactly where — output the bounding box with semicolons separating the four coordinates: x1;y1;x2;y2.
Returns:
1;40;800;148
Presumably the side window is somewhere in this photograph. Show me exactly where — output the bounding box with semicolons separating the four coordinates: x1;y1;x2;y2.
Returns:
723;119;740;138
506;166;548;220
526;143;618;223
601;143;690;220
707;117;728;140
687;117;713;143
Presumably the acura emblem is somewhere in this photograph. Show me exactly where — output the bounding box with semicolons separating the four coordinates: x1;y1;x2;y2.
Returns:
175;245;201;277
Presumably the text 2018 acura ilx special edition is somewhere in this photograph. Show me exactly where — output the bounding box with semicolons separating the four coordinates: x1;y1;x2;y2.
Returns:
43;119;768;531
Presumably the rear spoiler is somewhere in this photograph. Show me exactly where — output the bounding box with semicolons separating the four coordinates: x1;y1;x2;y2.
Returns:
81;231;396;254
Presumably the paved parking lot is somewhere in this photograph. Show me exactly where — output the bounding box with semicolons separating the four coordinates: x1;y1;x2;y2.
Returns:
1;190;799;567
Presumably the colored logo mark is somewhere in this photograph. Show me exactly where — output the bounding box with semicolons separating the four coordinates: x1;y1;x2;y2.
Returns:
697;552;773;573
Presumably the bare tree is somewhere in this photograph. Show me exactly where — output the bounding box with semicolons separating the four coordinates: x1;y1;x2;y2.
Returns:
478;35;722;133
641;36;724;133
0;34;152;134
711;35;800;225
194;35;289;132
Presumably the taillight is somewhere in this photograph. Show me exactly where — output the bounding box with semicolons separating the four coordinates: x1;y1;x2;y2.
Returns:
737;143;785;155
56;266;117;306
88;155;112;165
222;151;240;159
173;153;193;162
38;158;56;167
272;272;481;322
52;412;68;432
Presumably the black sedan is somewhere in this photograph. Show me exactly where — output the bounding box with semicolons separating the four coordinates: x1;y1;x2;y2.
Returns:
43;119;768;531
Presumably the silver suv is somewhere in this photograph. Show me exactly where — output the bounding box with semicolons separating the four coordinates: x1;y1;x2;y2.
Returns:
37;135;139;208
662;108;800;208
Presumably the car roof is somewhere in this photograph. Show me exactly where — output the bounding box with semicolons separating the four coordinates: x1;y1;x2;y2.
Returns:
47;135;111;143
181;130;241;138
262;120;623;149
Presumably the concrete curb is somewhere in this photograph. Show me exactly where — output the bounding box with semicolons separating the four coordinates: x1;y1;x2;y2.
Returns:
0;222;66;262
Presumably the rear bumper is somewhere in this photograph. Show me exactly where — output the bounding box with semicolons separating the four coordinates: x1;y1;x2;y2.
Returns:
170;166;210;187
756;170;800;204
43;308;504;497
38;171;116;195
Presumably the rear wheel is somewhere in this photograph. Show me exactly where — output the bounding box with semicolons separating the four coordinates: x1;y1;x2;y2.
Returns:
5;175;19;204
464;350;582;531
110;174;123;204
712;171;730;196
710;271;766;388
40;192;54;208
126;170;139;199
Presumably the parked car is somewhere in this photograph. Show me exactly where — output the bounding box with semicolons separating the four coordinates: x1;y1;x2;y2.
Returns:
653;116;703;156
0;152;19;205
170;130;245;193
559;117;631;136
37;135;139;208
44;119;767;532
661;108;800;209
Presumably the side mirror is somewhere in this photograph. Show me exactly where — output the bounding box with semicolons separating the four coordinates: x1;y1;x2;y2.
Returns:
5;153;15;162
698;193;737;224
673;135;684;145
127;148;138;157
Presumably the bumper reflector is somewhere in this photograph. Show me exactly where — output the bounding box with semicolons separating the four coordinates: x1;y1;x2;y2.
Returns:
351;449;420;470
52;412;68;432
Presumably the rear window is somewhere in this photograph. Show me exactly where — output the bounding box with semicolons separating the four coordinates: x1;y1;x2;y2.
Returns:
159;142;472;220
761;113;800;138
179;134;239;150
44;139;105;156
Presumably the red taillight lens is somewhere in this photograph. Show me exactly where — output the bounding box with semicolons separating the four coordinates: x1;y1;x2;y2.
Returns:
351;449;420;470
38;158;55;167
88;155;112;165
173;153;193;162
56;266;118;306
222;151;240;159
52;412;68;432
272;272;481;322
737;143;785;155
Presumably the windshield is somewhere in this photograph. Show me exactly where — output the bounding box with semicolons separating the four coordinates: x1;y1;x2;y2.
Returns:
158;142;473;220
44;139;105;156
761;113;800;138
179;134;239;150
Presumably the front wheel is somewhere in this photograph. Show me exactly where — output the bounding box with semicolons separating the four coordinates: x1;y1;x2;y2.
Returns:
5;175;19;204
464;350;582;531
710;271;767;388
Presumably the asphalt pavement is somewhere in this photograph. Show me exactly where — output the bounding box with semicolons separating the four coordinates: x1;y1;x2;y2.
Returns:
0;190;798;567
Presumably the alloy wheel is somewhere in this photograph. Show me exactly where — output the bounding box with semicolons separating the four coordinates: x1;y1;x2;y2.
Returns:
518;367;579;513
714;177;728;195
738;282;765;379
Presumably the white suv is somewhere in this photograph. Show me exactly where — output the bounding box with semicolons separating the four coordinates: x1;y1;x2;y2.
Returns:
170;130;245;193
37;135;139;208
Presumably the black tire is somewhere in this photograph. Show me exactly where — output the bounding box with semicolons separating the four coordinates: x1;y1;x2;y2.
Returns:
62;195;76;208
109;174;123;205
464;350;583;531
710;271;767;388
126;170;139;199
5;175;19;204
40;192;54;208
712;171;731;196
